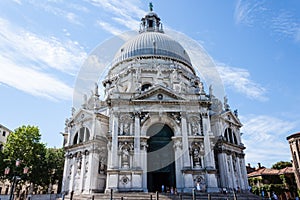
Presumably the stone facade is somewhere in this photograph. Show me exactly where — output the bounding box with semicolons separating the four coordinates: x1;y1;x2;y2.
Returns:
62;9;248;195
287;132;300;190
0;124;11;150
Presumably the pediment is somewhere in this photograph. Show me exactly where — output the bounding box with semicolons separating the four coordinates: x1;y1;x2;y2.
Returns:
221;111;242;127
132;85;185;102
72;109;93;124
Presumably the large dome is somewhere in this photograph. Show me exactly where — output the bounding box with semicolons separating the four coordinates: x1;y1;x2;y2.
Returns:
112;31;192;67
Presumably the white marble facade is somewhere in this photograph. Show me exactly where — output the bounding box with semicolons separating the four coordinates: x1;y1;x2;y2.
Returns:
62;10;248;195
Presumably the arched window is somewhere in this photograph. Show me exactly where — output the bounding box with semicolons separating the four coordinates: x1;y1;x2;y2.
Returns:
224;128;238;145
73;127;90;145
233;133;238;145
73;132;78;145
85;128;90;142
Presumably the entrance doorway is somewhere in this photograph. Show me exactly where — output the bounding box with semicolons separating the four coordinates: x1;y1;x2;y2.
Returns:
147;123;176;192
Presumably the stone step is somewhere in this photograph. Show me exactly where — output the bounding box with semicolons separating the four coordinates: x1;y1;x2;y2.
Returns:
64;192;262;200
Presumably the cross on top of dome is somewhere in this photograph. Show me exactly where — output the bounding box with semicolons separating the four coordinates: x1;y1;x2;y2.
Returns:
139;3;164;33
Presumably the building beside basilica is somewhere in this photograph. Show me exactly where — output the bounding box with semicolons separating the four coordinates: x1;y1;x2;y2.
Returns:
62;8;249;195
287;133;300;190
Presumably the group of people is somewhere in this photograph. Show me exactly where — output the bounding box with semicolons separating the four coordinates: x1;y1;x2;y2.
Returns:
161;185;177;195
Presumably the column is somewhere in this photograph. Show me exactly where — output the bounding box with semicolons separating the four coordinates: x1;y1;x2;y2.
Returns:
173;138;183;191
69;157;77;193
79;154;86;193
134;113;141;167
85;150;96;193
202;113;215;168
229;155;235;189
240;156;249;190
181;112;193;192
181;113;190;167
141;140;148;192
235;156;243;189
61;155;70;193
218;153;227;188
111;113;119;168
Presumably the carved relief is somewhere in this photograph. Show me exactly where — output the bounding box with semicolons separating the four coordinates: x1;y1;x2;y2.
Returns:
120;114;133;135
140;112;150;124
194;175;206;192
140;138;148;151
189;116;202;135
173;138;182;150
169;112;181;124
120;175;130;185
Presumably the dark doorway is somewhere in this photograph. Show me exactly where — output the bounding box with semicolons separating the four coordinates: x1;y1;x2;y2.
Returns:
147;123;176;192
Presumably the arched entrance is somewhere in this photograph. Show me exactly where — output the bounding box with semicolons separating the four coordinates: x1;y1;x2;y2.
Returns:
147;123;176;192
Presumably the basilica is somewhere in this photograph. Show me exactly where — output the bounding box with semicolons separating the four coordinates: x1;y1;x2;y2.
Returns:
61;8;249;195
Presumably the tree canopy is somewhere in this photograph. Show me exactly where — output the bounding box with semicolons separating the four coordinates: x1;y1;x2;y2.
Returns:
2;125;64;193
271;161;292;170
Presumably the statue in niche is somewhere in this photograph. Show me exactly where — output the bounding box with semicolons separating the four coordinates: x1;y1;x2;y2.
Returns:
121;146;130;168
192;147;201;168
191;121;199;135
123;123;130;135
98;161;106;174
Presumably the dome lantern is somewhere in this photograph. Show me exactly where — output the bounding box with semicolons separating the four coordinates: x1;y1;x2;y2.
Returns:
139;3;163;33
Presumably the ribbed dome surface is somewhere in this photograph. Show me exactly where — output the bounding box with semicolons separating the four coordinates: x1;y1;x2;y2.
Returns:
112;32;192;67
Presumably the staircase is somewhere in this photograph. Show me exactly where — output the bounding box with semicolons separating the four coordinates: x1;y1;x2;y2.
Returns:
63;192;262;200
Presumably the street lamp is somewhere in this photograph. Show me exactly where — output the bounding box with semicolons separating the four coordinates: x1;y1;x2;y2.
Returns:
4;159;28;200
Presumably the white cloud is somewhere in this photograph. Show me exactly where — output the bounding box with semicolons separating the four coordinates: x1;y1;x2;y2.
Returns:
217;64;267;101
241;115;297;167
12;0;22;5
0;17;86;100
96;20;123;36
0;17;86;75
234;0;266;26
234;1;300;42
271;11;300;42
32;1;83;26
88;0;144;35
0;55;72;101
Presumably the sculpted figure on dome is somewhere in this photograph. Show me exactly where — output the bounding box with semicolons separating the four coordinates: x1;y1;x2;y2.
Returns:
172;69;178;82
199;82;205;94
224;96;230;111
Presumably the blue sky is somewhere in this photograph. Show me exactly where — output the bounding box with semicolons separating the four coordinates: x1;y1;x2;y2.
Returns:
0;0;300;168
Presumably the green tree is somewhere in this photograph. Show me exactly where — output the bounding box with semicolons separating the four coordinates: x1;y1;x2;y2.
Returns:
2;125;47;187
45;148;64;193
271;161;292;170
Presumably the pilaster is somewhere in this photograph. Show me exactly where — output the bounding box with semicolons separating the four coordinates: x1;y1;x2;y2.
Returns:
180;112;190;168
134;112;141;168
